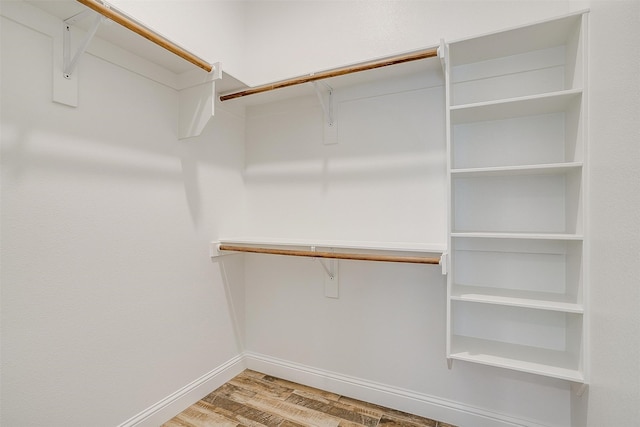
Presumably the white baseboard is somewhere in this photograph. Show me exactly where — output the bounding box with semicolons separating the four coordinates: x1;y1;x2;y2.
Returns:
119;351;543;427
244;352;539;427
117;354;246;427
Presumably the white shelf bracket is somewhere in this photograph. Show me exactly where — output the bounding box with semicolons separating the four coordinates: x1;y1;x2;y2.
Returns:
439;252;448;275
317;259;335;279
312;81;334;126
312;81;338;145
178;62;222;140
63;13;104;79
54;9;103;107
447;358;453;369
438;39;446;74
311;246;339;298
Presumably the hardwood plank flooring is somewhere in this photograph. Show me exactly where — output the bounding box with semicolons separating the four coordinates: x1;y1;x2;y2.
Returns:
163;370;457;427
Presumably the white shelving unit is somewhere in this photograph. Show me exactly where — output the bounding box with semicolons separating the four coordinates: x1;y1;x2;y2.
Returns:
444;11;589;384
210;8;591;387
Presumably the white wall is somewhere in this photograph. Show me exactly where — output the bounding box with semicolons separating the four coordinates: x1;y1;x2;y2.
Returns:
243;68;447;244
242;0;578;85
108;0;247;79
579;1;640;425
0;6;247;426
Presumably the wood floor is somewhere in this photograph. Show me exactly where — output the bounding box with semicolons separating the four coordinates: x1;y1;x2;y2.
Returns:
163;370;457;427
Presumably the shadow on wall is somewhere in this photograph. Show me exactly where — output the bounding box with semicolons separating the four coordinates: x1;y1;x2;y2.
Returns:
243;82;446;188
1;120;211;231
0;100;244;234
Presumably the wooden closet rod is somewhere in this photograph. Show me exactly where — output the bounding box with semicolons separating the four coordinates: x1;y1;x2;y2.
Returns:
219;47;439;102
76;0;213;73
218;244;441;265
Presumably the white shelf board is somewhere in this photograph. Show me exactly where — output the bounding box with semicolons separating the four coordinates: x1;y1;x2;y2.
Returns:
451;285;583;313
450;89;582;123
451;162;582;178
450;335;584;382
218;237;446;255
451;232;584;241
448;11;586;65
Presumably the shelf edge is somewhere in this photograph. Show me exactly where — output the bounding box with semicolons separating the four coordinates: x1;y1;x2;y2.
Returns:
449;352;585;383
450;232;584;240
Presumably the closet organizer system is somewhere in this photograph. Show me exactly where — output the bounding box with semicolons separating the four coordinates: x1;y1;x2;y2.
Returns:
63;0;589;391
215;10;590;392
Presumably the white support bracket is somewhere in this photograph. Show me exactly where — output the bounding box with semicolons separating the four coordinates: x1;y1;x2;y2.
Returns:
311;246;339;298
317;258;335;279
312;81;338;145
53;9;105;107
63;13;104;79
312;81;334;126
447;358;453;369
439;252;448;275
178;62;221;139
438;39;446;74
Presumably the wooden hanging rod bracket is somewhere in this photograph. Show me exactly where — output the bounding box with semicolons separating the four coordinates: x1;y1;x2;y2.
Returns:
219;47;439;102
75;0;214;73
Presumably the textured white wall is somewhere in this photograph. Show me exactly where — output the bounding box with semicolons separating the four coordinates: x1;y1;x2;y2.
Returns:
0;11;246;426
243;69;447;244
108;0;247;78
578;1;640;425
241;0;576;85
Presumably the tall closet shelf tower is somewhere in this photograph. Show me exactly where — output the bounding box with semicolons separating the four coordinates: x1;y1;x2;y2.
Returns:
444;10;589;388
